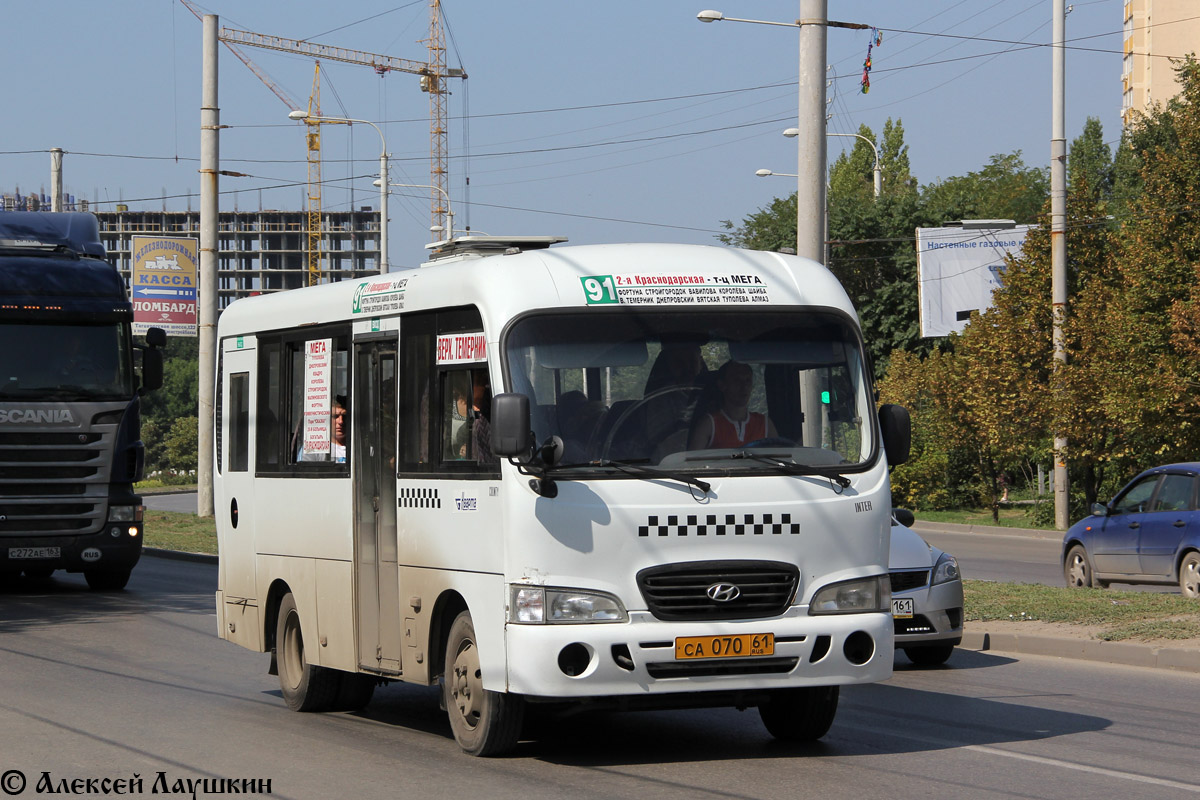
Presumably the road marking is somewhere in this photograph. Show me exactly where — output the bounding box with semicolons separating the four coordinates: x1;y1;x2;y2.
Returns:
839;723;1200;793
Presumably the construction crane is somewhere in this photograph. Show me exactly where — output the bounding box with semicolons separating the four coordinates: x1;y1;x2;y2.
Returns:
219;3;466;240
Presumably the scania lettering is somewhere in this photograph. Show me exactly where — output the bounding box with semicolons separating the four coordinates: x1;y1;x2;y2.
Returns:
214;237;910;756
0;212;164;590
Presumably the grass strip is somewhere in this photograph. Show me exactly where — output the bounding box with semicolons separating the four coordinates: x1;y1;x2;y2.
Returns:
965;579;1200;642
143;510;217;555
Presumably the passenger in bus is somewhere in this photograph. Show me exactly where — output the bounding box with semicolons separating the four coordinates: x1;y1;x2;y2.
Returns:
688;361;777;450
450;383;473;459
297;395;349;462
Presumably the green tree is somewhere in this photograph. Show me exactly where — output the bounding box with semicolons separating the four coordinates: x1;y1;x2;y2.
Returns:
920;152;1049;225
1069;116;1113;206
164;415;199;478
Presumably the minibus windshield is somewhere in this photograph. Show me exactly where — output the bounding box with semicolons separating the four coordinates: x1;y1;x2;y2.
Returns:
503;309;876;474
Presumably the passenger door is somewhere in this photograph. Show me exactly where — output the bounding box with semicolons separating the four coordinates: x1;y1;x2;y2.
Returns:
1091;474;1159;575
218;343;257;605
1137;472;1197;577
353;337;401;674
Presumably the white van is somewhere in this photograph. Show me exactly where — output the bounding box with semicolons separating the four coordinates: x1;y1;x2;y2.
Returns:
214;237;910;755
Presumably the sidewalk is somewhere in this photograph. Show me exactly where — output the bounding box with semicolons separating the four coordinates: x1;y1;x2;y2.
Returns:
911;519;1060;540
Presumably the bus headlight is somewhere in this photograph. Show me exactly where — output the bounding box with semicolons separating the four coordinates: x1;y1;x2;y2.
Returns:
510;586;628;624
808;575;890;614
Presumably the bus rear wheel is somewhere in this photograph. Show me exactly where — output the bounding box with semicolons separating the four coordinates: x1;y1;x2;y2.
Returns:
758;686;839;742
443;610;524;756
276;592;341;712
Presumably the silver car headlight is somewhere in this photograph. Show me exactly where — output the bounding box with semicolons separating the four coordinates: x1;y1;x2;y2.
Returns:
932;552;960;585
808;575;890;614
509;585;628;624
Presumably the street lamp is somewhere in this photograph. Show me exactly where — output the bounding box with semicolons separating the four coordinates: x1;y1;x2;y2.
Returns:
755;169;797;178
697;3;838;263
787;128;882;198
373;179;455;241
289;109;389;274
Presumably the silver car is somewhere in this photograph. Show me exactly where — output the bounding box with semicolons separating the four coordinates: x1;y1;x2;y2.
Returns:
890;517;964;666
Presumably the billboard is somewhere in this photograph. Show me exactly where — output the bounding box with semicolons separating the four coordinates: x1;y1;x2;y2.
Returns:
915;224;1033;337
131;236;198;337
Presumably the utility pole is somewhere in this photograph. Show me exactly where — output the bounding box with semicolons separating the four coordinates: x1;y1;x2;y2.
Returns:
198;15;219;518
1051;0;1069;530
50;148;63;212
796;0;828;264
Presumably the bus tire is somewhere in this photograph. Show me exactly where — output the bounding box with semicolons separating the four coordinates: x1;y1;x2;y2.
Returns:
276;592;340;712
84;569;131;591
443;610;524;756
758;685;839;742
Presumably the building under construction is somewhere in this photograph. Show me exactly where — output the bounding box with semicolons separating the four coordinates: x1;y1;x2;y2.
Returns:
95;207;383;309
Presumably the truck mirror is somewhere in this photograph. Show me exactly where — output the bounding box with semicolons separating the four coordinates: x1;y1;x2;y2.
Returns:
146;327;167;349
490;393;532;457
878;404;911;466
142;348;164;393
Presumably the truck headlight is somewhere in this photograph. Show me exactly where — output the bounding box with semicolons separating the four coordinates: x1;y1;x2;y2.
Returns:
932;552;960;585
808;575;890;614
108;505;144;522
509;586;628;624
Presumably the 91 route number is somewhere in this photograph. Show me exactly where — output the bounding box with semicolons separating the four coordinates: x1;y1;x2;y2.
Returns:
580;275;619;305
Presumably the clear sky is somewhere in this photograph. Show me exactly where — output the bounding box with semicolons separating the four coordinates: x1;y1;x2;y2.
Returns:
2;1;1134;269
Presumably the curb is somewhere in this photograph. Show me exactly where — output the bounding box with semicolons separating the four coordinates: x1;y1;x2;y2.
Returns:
143;547;216;565
962;630;1200;674
911;520;1061;540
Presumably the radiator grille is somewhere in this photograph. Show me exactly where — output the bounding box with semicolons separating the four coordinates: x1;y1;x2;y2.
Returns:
637;560;798;621
890;569;929;593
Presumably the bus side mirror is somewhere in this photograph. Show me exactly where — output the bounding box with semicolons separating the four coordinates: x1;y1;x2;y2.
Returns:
892;508;916;527
491;393;532;457
878;404;911;466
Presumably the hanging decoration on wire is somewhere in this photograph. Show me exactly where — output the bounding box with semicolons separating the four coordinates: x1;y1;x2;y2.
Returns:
861;28;882;94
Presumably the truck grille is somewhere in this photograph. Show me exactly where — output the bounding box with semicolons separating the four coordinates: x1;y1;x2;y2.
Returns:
0;429;109;536
637;560;799;621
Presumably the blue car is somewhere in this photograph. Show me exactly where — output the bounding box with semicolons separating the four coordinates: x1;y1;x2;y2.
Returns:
1062;462;1200;598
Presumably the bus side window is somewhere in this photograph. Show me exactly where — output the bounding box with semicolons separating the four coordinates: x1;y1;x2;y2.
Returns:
229;372;249;472
399;313;435;472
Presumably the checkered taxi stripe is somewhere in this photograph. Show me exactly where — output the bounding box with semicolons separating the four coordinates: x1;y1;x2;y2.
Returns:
398;488;441;509
638;514;799;537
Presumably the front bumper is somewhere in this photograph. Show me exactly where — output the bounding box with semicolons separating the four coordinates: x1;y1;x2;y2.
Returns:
892;578;964;648
505;606;893;699
0;524;143;574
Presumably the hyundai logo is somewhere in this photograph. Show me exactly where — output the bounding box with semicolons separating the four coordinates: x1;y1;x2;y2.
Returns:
706;583;741;602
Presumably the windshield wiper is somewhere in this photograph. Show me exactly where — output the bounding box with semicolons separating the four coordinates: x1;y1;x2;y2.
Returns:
565;458;711;494
729;451;852;488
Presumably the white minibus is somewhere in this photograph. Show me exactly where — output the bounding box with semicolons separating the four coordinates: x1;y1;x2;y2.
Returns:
214;238;910;755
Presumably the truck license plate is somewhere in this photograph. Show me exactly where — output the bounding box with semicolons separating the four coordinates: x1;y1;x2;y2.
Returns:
675;633;774;660
892;597;914;619
8;547;61;560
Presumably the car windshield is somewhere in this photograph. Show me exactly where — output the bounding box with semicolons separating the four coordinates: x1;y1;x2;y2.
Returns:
0;321;134;400
503;309;876;474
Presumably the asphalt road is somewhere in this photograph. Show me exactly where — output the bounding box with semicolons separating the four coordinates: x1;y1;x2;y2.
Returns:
1;557;1197;799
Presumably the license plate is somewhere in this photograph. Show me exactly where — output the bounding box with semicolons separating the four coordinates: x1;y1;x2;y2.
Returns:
892;597;914;619
8;547;61;560
675;633;774;660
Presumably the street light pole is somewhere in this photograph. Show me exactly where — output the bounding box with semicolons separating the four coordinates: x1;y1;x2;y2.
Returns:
375;180;454;240
796;0;828;263
289;110;389;274
1051;0;1069;529
785;128;882;198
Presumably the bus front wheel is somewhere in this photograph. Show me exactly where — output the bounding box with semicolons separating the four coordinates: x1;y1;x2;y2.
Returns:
758;686;839;742
443;610;524;756
276;592;341;712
